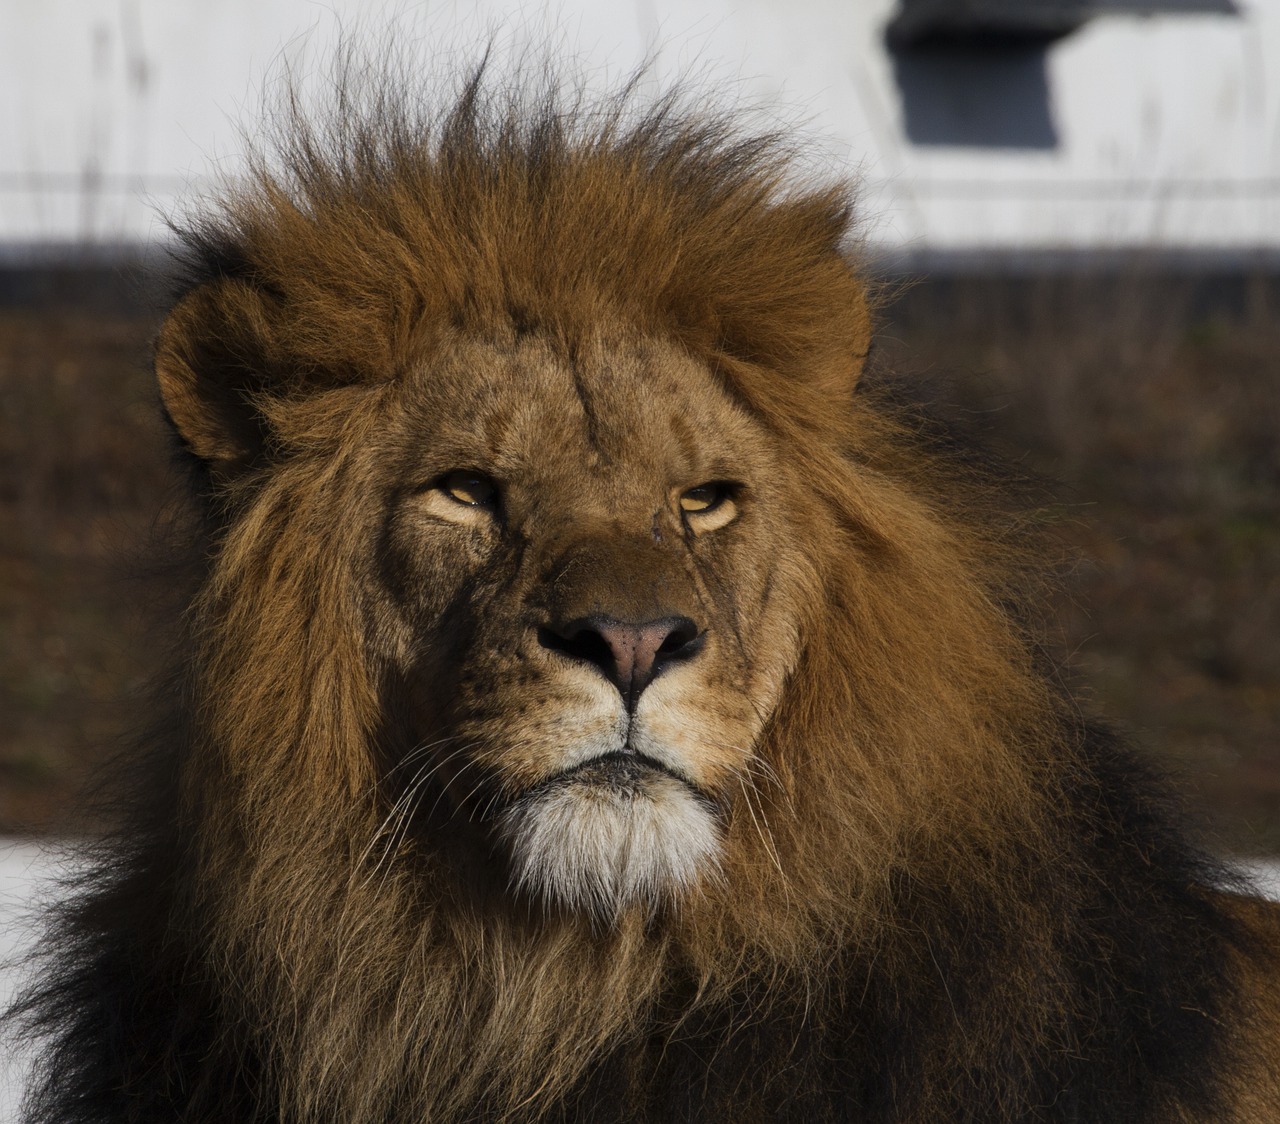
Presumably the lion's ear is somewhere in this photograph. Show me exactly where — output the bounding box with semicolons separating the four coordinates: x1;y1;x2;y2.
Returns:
788;257;873;400
155;283;275;476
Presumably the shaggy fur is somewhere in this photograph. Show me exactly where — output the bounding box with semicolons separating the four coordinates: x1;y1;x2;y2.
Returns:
12;60;1280;1123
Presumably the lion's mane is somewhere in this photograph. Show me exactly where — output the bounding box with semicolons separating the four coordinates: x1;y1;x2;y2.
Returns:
13;60;1278;1124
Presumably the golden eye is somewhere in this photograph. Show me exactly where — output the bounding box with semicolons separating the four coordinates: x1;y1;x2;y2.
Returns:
440;470;498;508
679;483;728;514
678;482;739;532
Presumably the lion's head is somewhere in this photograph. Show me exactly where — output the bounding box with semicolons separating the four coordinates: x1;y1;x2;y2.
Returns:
158;72;1038;920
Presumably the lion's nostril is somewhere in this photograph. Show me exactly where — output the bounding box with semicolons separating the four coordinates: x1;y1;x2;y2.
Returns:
657;619;699;655
538;623;615;672
539;615;703;706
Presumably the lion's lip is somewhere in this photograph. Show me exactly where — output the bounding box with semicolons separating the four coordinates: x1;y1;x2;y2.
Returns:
533;750;707;801
552;750;681;786
499;752;722;819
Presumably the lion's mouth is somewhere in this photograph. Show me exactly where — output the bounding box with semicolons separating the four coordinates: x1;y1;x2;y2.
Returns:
532;750;716;807
550;749;680;787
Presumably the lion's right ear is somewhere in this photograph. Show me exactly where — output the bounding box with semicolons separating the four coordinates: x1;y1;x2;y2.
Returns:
155;283;274;477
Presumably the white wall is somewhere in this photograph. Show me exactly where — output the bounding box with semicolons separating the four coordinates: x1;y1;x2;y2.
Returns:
2;0;1277;255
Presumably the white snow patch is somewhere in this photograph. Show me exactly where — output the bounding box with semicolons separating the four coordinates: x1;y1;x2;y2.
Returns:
1;841;64;1124
1236;858;1280;903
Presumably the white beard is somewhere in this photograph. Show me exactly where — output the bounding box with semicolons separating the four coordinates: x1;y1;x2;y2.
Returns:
499;766;721;922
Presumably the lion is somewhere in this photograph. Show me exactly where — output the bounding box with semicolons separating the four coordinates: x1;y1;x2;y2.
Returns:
12;61;1280;1123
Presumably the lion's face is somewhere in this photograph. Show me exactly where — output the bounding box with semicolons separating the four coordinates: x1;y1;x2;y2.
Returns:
363;328;808;918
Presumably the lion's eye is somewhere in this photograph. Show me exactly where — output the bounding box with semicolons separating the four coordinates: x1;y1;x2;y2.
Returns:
679;484;725;513
678;482;739;532
440;471;498;508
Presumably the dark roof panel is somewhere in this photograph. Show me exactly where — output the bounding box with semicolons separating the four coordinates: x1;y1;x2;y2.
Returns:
1096;0;1236;10
888;0;1237;49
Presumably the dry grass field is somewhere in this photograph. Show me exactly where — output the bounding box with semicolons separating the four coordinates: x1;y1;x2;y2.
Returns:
1;267;1277;849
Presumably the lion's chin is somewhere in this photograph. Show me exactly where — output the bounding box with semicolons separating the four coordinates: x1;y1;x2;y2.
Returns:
499;758;721;922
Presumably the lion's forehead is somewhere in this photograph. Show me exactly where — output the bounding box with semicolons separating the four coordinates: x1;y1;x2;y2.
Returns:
398;333;767;492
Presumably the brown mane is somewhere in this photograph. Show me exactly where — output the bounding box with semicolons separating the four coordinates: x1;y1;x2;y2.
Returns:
13;56;1278;1124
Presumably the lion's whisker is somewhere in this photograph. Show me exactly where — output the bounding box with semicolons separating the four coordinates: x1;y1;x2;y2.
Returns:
359;741;485;883
380;733;473;782
736;773;789;891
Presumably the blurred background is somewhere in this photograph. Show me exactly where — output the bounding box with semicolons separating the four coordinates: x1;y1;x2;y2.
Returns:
1;0;1277;849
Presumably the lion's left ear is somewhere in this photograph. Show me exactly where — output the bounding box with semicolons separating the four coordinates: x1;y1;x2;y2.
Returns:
155;282;277;478
776;255;873;400
694;198;874;400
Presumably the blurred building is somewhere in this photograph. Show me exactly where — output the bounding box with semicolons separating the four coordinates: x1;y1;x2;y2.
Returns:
1;0;1276;270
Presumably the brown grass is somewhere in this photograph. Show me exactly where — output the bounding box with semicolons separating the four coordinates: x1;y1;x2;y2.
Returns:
0;305;167;832
876;271;1280;850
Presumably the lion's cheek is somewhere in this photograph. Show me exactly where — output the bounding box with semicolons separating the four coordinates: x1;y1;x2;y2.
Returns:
630;669;764;793
461;669;626;788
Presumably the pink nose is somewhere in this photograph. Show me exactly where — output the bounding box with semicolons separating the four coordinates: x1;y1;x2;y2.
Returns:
539;615;703;707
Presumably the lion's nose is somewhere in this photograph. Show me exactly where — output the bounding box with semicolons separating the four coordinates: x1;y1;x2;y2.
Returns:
539;615;703;707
